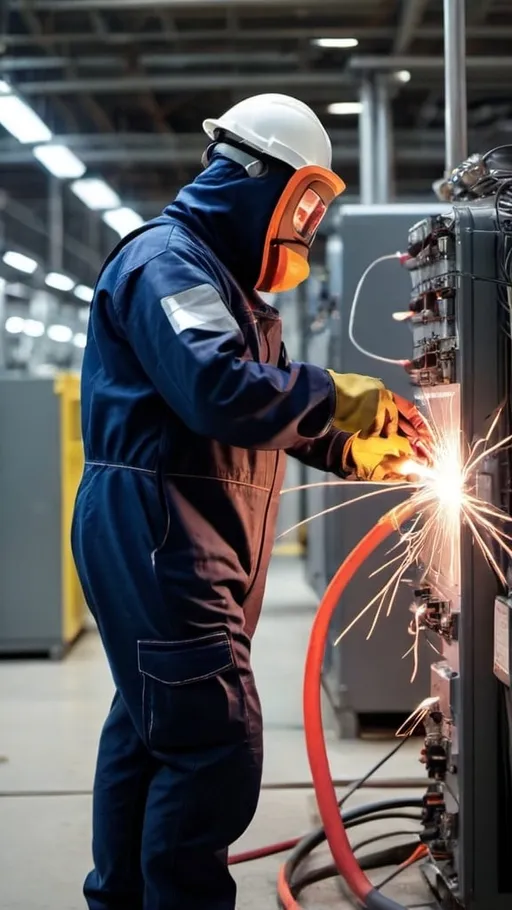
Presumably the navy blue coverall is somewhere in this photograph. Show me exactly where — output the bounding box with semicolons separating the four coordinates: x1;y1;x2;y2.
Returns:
72;151;351;910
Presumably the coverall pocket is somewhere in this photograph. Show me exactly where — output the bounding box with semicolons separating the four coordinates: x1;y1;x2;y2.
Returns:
137;632;248;755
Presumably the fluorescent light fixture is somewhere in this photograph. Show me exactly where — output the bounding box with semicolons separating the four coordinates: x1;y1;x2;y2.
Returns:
0;80;12;95
103;207;144;238
33;144;86;179
395;69;411;83
0;94;52;143
47;324;73;343
327;102;363;115
23;318;45;338
71;178;121;211
5;316;25;334
2;250;38;274
74;284;94;303
73;332;87;349
45;271;75;292
313;38;359;48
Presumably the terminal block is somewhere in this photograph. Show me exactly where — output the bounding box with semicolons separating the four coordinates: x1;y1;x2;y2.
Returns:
405;214;458;386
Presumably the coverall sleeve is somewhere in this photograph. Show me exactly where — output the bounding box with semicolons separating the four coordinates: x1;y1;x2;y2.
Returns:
113;248;335;450
286;428;352;477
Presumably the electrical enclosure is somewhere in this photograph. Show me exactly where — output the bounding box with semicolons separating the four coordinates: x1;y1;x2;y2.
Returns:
309;205;444;735
405;201;512;909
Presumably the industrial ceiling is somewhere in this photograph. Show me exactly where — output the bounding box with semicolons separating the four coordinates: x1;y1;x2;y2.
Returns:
0;0;511;288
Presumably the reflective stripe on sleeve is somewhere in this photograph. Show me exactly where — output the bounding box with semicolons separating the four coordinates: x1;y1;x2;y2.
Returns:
160;284;241;336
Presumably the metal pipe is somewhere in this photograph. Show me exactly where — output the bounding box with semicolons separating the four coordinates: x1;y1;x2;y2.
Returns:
349;54;512;71
0;144;448;167
0;278;5;371
20;70;353;94
48;177;64;272
443;0;467;173
2;26;512;47
359;79;377;205
0;50;301;71
375;79;394;203
12;0;349;9
393;0;429;54
0;126;497;154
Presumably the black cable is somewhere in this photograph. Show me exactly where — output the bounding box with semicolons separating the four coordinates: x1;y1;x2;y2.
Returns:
352;831;421;855
376;854;425;891
291;840;420;898
275;729;425;907
277;797;423;908
342;812;422;831
339;736;409;808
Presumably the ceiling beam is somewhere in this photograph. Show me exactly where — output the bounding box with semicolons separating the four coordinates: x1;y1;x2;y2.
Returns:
12;0;366;9
0;143;448;166
19;70;355;94
0;50;301;70
0;126;500;153
349;55;512;71
18;0;116;133
393;0;430;54
3;25;512;46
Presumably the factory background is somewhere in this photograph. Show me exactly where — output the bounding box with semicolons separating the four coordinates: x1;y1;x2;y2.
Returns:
1;3;511;910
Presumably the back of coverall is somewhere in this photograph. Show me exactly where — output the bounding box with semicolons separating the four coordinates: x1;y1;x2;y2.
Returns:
71;153;351;910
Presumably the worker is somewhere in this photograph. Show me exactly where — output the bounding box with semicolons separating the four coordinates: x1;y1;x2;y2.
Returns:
72;93;430;910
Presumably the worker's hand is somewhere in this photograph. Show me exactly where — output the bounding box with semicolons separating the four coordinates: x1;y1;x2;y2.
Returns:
392;393;434;461
327;371;399;436
342;433;418;482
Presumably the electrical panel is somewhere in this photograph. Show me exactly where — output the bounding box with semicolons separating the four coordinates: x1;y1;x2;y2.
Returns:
405;201;512;910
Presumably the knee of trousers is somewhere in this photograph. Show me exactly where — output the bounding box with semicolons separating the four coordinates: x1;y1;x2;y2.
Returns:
138;631;263;845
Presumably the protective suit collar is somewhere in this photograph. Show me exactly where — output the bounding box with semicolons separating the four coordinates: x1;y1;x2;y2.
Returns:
164;151;292;293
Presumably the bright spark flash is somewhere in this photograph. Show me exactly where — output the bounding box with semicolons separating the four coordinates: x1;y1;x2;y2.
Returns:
396;696;440;738
333;401;512;679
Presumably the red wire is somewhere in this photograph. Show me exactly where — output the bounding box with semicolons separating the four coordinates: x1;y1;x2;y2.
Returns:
282;501;415;909
230;501;416;910
229;837;300;866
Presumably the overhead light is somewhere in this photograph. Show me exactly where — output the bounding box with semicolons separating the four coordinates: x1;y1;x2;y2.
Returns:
5;316;25;334
23;318;45;338
33;144;86;179
45;272;75;292
327;102;363;116
2;250;38;274
74;284;94;303
0;80;12;95
313;38;359;49
73;332;87;349
0;93;52;143
395;69;411;83
103;207;144;238
47;324;73;343
71;178;121;211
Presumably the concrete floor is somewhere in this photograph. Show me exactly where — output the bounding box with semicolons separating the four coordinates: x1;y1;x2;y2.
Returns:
0;558;434;910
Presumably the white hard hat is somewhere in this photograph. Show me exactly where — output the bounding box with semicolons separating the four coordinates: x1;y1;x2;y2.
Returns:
203;93;333;171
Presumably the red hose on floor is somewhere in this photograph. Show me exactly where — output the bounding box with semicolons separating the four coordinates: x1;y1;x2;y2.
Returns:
278;500;416;910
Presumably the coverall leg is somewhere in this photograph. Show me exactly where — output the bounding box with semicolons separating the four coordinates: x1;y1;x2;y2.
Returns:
74;468;263;910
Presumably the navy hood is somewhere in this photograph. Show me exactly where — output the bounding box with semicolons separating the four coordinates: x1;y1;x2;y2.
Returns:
164;151;292;292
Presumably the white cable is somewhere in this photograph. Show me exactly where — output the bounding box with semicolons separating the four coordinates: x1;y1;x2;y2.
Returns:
348;251;409;367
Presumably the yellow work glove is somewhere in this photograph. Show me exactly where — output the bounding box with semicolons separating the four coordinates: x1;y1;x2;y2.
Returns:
343;433;415;482
327;370;399;436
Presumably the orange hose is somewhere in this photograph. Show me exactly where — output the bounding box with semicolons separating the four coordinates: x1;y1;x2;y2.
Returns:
277;501;417;910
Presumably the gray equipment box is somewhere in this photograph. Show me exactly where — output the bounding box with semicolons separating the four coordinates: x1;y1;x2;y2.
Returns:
306;205;444;735
0;375;85;658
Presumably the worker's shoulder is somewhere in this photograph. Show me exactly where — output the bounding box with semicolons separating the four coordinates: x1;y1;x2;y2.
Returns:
111;219;220;289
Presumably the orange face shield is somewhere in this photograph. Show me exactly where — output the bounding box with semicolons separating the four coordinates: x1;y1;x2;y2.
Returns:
255;165;346;294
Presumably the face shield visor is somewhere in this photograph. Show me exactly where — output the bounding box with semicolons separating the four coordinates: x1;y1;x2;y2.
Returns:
255;165;346;294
